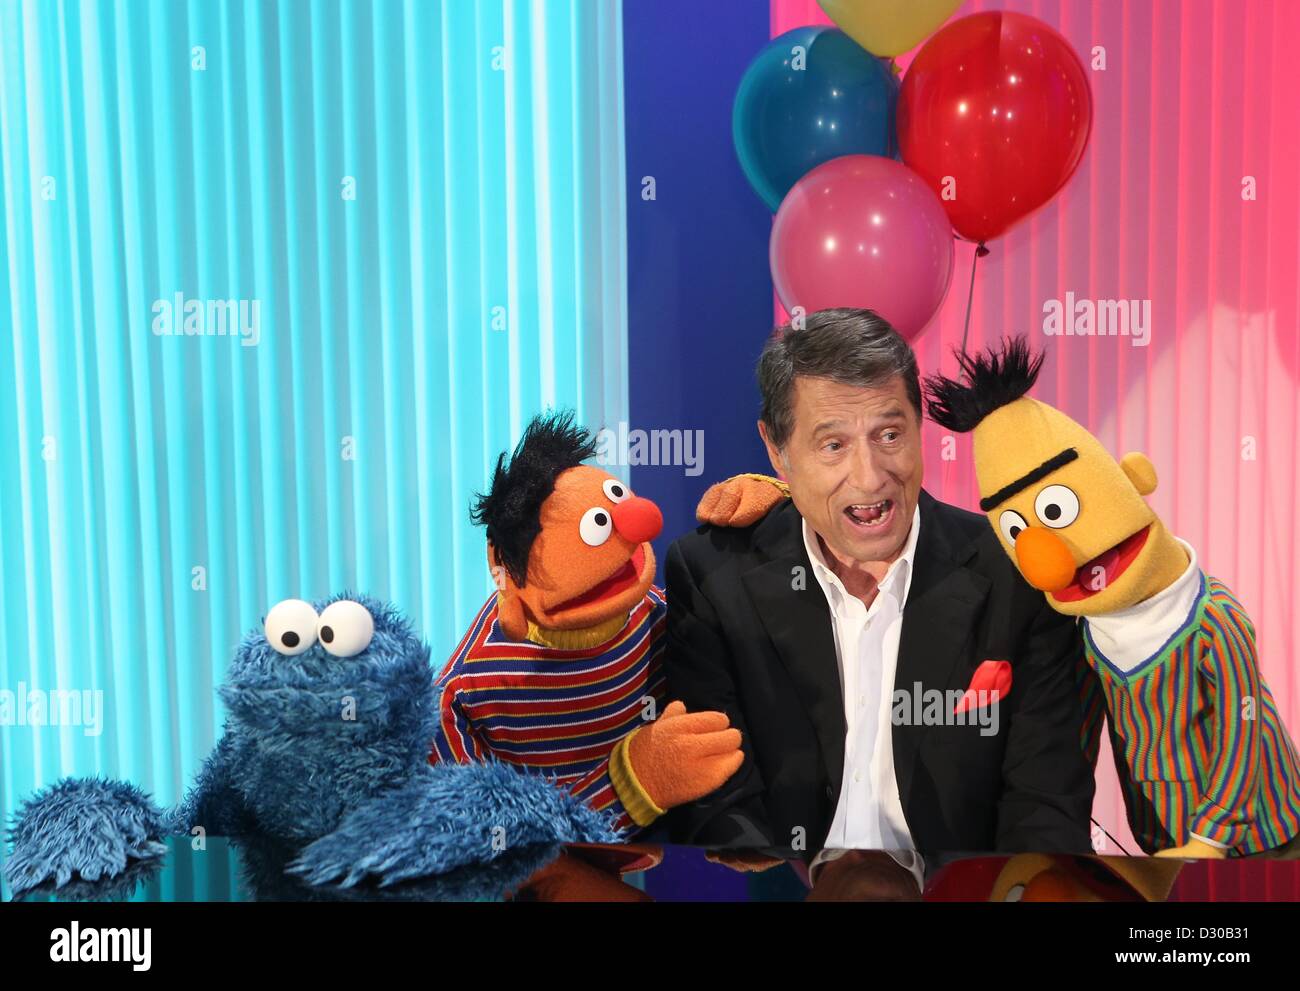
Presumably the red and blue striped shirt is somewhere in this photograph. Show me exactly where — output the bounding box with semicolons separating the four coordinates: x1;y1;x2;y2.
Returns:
430;586;668;833
1081;573;1300;855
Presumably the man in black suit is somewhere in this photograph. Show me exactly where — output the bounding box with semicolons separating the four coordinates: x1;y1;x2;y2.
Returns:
663;309;1096;895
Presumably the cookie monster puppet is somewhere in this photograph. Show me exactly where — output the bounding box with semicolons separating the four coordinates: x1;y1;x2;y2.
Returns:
432;410;787;898
4;594;620;901
923;338;1300;861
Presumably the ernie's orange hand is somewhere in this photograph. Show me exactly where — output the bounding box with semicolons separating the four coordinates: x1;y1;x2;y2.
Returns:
696;474;789;528
626;701;743;810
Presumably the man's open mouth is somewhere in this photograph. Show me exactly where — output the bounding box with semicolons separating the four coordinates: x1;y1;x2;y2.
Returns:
552;545;647;613
843;499;894;530
1052;525;1151;602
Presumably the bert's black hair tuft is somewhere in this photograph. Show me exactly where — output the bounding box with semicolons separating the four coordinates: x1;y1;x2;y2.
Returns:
922;337;1045;433
471;410;598;587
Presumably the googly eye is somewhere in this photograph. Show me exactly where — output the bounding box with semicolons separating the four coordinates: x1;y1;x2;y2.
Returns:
265;599;319;656
998;510;1029;546
1034;485;1080;529
601;478;631;503
579;507;613;546
317;600;375;658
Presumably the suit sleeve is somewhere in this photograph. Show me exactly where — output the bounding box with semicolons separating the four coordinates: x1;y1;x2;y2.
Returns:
661;537;777;850
1075;648;1106;771
994;597;1096;853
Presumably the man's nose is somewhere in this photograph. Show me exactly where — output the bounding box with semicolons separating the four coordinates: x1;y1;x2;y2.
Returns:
847;443;891;493
611;496;663;543
1015;527;1077;591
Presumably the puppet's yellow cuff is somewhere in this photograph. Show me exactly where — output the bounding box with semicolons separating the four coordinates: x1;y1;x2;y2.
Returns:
609;730;665;828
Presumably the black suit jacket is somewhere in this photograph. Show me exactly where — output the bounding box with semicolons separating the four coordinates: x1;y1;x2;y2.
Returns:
662;488;1097;860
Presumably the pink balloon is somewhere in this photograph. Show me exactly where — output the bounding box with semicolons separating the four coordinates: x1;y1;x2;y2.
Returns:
770;154;954;340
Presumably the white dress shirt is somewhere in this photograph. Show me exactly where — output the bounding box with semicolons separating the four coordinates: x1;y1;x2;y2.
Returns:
1084;537;1200;674
804;505;925;891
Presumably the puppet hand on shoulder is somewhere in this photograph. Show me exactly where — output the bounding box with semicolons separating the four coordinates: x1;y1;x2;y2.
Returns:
1154;838;1227;860
697;473;789;527
620;701;743;814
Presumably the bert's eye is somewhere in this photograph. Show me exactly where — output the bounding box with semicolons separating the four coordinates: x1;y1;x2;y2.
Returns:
580;507;613;546
1035;485;1080;528
317;600;375;658
602;478;631;503
998;510;1029;546
265;599;319;656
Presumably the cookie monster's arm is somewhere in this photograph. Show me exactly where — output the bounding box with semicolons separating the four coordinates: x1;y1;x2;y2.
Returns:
286;761;621;896
1187;597;1264;850
3;733;250;894
169;733;255;839
3;778;172;894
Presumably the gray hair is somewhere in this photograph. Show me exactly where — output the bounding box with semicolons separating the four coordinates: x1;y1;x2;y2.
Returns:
757;308;921;450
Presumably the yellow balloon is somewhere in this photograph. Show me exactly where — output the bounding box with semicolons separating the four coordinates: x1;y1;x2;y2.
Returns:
817;0;962;58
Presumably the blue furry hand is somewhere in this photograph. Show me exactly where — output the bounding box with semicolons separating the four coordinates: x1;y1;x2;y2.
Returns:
286;761;621;892
4;778;171;893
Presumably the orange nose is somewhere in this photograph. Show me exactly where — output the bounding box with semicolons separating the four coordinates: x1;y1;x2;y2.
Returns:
611;496;663;544
1015;527;1078;592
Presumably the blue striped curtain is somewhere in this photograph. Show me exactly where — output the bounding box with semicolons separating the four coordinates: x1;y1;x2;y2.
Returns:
0;0;628;897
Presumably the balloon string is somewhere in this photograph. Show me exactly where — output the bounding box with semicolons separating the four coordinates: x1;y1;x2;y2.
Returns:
960;241;989;355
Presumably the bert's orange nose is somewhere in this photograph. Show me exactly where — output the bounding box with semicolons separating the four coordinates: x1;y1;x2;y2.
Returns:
1015;527;1077;592
611;496;662;544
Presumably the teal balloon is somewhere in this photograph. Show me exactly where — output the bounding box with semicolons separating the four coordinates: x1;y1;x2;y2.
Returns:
734;27;900;212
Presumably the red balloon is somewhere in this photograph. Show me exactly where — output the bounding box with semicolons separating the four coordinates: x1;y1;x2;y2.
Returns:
896;12;1092;243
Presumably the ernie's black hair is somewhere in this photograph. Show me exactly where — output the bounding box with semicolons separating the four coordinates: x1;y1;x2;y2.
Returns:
922;337;1045;433
471;410;597;588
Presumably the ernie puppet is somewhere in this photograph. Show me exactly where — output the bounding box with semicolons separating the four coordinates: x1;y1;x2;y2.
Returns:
431;411;784;898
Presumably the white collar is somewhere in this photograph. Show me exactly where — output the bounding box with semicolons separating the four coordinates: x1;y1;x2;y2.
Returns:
801;503;922;609
1083;537;1204;674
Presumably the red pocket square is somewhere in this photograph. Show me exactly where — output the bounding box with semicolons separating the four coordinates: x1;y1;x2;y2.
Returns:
953;660;1012;714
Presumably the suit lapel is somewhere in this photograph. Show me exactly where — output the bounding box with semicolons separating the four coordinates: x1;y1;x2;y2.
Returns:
893;490;990;813
740;504;847;802
737;493;991;821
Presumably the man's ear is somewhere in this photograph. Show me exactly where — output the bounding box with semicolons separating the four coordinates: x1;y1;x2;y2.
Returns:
486;541;529;639
1120;452;1158;495
756;419;787;481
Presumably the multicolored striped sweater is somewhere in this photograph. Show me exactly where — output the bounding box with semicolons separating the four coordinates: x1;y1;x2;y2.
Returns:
429;586;668;834
1080;572;1300;855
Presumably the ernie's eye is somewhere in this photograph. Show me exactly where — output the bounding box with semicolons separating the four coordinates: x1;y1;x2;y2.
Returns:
602;478;631;503
998;510;1029;546
580;507;613;546
1034;485;1080;529
265;599;319;656
317;600;375;658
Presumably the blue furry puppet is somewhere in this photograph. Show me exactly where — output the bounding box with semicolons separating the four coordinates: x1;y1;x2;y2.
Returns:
3;594;618;901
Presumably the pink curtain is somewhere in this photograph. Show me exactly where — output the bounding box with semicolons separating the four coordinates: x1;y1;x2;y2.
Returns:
771;0;1300;898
